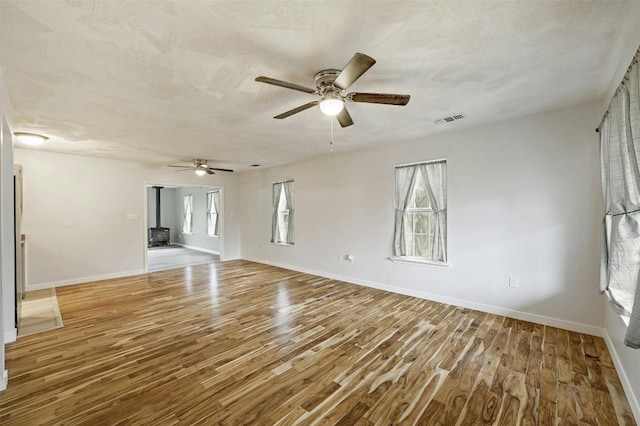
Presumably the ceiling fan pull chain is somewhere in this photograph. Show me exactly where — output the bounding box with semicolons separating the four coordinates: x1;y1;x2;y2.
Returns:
330;117;334;152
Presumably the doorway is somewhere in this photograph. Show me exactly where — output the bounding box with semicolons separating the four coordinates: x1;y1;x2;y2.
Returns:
144;183;224;272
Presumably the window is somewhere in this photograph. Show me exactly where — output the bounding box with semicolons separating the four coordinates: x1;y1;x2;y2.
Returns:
182;194;193;233
271;180;294;245
206;191;220;237
393;160;447;263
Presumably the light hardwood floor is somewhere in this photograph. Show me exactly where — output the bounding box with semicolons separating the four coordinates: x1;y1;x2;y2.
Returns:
147;244;220;272
0;260;635;425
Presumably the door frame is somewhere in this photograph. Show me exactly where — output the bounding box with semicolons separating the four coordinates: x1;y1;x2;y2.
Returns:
143;181;225;272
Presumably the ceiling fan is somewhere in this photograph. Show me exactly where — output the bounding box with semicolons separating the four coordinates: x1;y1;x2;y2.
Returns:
255;53;410;128
166;159;234;176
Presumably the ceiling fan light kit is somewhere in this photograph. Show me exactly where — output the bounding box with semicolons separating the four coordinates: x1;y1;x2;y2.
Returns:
319;93;344;116
255;52;410;128
14;132;48;146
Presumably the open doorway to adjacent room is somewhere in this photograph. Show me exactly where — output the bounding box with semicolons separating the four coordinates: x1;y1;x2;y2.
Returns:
144;184;224;272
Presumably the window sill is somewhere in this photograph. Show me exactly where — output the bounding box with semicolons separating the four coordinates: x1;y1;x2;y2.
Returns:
272;242;295;247
182;232;194;235
206;235;220;239
388;256;451;268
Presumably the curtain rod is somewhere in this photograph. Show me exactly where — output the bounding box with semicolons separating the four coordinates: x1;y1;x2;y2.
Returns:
396;158;446;168
596;44;640;133
272;179;294;185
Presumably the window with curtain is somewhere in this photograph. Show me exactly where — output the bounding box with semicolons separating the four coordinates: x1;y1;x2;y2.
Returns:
206;190;220;237
271;180;294;245
393;160;447;263
182;194;193;233
600;47;640;349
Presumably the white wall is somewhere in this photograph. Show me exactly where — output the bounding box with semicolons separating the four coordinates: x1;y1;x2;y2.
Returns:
13;149;240;290
0;114;14;342
239;102;604;333
0;63;16;392
0;109;14;391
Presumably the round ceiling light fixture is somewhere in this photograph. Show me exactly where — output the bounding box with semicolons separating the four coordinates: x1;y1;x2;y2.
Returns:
14;132;48;146
194;168;207;176
318;92;344;116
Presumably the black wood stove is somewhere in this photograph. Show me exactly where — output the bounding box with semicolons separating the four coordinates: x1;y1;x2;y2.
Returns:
148;186;170;247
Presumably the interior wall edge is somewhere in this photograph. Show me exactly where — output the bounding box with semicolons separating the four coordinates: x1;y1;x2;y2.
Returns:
242;256;604;337
0;369;7;392
603;327;640;423
3;330;16;344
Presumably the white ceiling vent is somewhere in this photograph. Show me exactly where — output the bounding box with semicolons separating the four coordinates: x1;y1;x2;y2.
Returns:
434;113;465;125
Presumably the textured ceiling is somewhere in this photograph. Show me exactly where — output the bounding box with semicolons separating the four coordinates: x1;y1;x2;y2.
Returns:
1;0;640;170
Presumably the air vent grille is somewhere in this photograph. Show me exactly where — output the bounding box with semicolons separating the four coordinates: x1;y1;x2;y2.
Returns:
434;113;465;125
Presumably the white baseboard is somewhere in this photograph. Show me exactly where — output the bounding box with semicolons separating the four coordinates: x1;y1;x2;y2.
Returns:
4;328;16;343
25;269;146;291
243;257;603;337
173;244;220;256
603;329;640;423
0;369;7;391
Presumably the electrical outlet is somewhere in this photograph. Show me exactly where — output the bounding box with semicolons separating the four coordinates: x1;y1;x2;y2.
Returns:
508;276;519;288
344;254;354;263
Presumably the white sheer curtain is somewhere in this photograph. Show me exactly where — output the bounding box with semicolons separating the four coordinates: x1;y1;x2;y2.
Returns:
600;47;640;348
420;161;447;262
393;166;418;256
207;191;219;236
271;182;283;243
182;195;193;233
394;161;447;261
283;181;295;245
213;190;220;236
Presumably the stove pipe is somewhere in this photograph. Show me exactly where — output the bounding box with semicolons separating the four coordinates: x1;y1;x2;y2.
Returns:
153;186;163;227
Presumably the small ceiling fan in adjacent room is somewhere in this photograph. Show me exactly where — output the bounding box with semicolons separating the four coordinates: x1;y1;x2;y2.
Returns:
166;159;234;176
255;52;410;128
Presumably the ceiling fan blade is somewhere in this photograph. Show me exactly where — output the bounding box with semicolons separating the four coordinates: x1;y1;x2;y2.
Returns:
333;53;376;90
274;101;319;119
255;76;316;94
336;107;354;128
167;164;191;168
205;168;215;175
348;92;410;105
208;167;234;173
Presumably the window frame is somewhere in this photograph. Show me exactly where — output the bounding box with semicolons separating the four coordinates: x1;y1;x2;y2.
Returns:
391;159;449;266
271;180;294;246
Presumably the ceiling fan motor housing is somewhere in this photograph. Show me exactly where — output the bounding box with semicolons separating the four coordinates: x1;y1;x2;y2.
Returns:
314;69;342;95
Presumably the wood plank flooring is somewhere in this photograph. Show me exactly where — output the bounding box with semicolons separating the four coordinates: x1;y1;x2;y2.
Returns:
0;260;635;425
